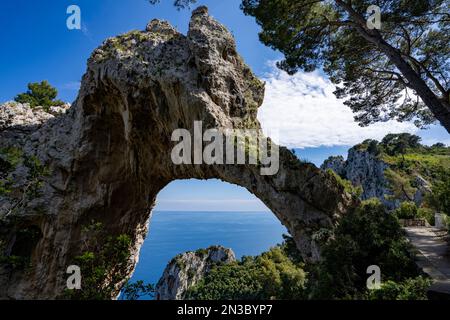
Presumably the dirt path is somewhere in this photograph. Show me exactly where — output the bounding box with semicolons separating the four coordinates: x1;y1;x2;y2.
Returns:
404;227;450;298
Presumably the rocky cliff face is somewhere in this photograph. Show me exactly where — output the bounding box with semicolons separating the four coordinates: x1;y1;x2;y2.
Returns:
321;146;431;210
0;6;354;299
155;246;235;300
0;102;70;131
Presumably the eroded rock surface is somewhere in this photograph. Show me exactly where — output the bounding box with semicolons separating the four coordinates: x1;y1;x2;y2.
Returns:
155;246;236;300
0;6;354;299
322;148;392;206
321;146;432;209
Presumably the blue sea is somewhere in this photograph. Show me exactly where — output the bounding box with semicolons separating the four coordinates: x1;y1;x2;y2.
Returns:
125;211;287;299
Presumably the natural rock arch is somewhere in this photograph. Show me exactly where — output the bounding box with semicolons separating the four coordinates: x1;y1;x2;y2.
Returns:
0;7;354;299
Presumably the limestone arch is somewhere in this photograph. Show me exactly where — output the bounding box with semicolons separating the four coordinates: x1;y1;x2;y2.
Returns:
0;7;354;299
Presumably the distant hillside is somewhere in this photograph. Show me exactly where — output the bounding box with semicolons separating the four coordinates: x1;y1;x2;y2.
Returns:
322;133;450;212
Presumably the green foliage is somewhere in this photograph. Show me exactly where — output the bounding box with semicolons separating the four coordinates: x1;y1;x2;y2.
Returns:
0;152;50;202
241;0;449;129
195;248;209;257
384;153;450;175
0;147;24;197
175;256;186;270
394;201;418;219
381;134;422;156
281;234;303;264
66;221;134;300
0;181;10;197
0;148;50;218
311;199;420;299
0;147;23;168
327;169;363;198
367;277;431;300
148;0;196;10
379;139;449;207
324;134;446;210
367;139;381;156
14;80;64;111
186;245;307;300
23;155;50;199
186;200;426;301
186;259;264;300
121;280;155;300
426;170;450;215
384;169;416;202
417;207;435;225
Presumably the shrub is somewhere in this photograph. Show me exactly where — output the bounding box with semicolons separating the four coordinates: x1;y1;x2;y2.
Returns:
121;280;155;300
367;277;431;300
186;246;306;300
395;201;418;219
381;134;422;156
311;199;419;299
326;169;363;198
384;169;416;202
417;207;435;225
426;170;450;216
14;80;64;111
66;221;134;300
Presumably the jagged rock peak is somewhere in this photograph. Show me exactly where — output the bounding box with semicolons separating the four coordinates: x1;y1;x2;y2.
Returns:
145;19;178;35
321;146;432;210
0;102;69;131
155;246;236;300
192;5;209;16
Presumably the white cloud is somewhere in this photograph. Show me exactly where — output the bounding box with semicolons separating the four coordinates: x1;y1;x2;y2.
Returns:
257;63;418;148
61;81;81;91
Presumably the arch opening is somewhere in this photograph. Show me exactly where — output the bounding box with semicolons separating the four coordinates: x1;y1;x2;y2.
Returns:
125;178;287;300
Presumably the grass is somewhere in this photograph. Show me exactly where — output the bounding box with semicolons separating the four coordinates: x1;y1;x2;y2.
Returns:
381;152;450;184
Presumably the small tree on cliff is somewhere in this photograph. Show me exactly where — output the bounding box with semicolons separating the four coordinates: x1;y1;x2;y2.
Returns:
241;0;450;132
148;0;196;9
14;80;64;110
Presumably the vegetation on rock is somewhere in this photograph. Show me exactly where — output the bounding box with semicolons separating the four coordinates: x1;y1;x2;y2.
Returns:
0;147;50;218
186;244;307;300
181;199;429;300
326;169;363;198
325;133;449;221
14;81;64;111
66;220;134;300
426;170;450;216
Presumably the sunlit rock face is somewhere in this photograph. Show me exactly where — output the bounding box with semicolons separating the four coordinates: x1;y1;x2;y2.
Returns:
155;246;236;300
321;147;432;210
322;149;392;206
0;6;354;299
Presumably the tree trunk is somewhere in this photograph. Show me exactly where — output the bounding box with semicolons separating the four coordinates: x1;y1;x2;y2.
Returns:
377;41;450;133
335;0;450;133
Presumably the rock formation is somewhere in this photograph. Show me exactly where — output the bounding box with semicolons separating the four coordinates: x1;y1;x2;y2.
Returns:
0;6;354;299
155;246;236;300
322;148;392;206
321;145;432;209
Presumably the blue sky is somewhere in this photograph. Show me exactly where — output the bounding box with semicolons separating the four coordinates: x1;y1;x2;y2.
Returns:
0;0;277;103
1;0;448;211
